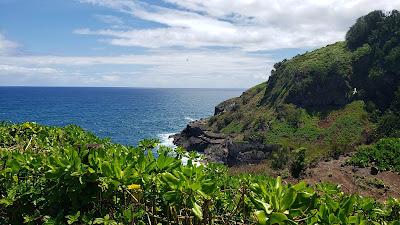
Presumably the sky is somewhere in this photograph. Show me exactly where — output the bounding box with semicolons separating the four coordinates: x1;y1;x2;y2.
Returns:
0;0;399;88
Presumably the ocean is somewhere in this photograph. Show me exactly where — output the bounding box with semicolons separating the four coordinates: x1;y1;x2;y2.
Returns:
0;87;244;146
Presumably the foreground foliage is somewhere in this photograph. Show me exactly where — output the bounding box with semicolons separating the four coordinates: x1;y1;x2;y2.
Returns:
0;122;399;224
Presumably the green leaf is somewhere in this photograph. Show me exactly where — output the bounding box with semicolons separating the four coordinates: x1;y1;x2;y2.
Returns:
329;213;339;224
255;210;268;225
259;199;273;214
160;172;180;188
292;181;307;191
201;180;216;194
339;196;355;222
0;198;14;206
8;159;21;173
282;187;297;210
66;211;80;224
123;207;133;222
112;158;122;179
269;212;287;224
164;191;179;202
101;162;113;177
192;202;203;220
348;215;358;224
275;176;282;190
326;196;339;211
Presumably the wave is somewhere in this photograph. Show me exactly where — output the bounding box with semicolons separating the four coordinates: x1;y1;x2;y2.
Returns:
157;133;176;148
157;132;203;166
184;117;195;122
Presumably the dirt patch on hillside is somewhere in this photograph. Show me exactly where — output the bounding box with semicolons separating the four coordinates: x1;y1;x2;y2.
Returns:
229;156;400;201
318;118;333;128
299;156;400;201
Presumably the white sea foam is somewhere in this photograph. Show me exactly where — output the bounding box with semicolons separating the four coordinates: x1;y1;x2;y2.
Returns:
157;132;204;166
181;153;204;167
184;116;195;122
157;133;176;148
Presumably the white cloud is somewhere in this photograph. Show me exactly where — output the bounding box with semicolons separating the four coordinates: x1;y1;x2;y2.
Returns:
101;74;120;81
0;65;59;75
0;64;63;86
0;50;272;87
3;0;399;87
94;14;128;29
77;0;400;51
0;33;18;55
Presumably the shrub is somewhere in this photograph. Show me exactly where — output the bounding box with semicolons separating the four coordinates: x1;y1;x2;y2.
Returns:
376;112;400;138
349;138;400;172
243;132;265;143
276;104;302;128
290;147;307;178
346;10;385;50
0;123;399;224
271;147;290;170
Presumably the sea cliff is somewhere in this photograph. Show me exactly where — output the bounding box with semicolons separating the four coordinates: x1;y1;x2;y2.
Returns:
173;10;400;167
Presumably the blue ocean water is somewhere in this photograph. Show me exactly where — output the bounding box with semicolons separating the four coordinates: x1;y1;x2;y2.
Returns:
0;87;243;146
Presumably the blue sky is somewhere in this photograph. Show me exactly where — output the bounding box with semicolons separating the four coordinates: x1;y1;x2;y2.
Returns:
0;0;399;88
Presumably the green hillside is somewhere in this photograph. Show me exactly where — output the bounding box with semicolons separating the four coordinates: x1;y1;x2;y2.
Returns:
207;10;400;162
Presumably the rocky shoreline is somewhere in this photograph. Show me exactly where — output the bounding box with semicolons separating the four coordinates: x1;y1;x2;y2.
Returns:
172;118;280;166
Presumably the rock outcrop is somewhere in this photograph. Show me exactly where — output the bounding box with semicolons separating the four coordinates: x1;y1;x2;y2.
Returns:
172;119;280;165
214;97;240;115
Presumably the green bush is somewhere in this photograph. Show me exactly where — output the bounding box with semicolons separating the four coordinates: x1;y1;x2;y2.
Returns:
346;10;385;50
349;138;400;172
1;122;399;224
270;147;290;170
377;112;400;138
276;104;302;128
290;147;307;178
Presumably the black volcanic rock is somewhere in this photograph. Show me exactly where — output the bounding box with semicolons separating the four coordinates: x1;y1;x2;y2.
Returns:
226;141;280;166
214;97;240;115
172;119;223;152
370;166;379;175
172;119;279;165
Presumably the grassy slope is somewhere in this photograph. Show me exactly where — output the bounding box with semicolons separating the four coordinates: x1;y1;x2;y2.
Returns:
207;42;373;162
262;42;353;108
207;10;400;169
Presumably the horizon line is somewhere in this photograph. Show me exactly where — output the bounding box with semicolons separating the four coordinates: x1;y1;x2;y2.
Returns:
0;85;247;89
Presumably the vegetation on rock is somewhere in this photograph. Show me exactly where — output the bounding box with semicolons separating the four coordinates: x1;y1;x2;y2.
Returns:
204;10;400;165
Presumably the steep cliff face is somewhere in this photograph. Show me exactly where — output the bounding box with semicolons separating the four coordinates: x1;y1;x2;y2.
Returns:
262;42;353;110
173;10;400;165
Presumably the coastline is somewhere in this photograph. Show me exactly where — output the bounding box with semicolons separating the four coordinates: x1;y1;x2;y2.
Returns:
172;118;280;165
